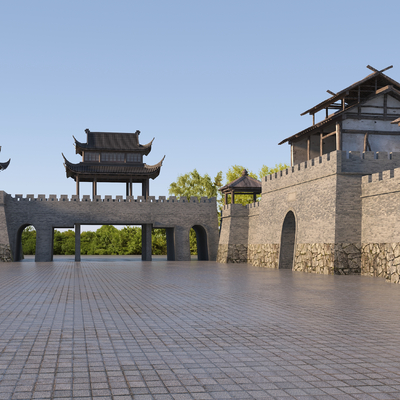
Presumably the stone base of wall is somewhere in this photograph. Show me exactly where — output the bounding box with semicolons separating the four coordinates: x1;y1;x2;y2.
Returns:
0;244;12;262
294;243;335;274
334;243;361;275
361;243;400;283
218;242;361;275
216;244;248;263
294;243;361;275
247;244;280;268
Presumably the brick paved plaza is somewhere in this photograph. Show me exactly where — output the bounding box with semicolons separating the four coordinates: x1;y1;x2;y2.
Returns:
1;260;400;400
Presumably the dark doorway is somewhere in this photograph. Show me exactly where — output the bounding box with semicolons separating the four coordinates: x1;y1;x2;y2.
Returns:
191;225;208;261
279;211;296;269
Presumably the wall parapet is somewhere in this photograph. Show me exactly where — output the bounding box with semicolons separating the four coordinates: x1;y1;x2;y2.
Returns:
9;194;216;204
262;150;400;193
361;166;400;198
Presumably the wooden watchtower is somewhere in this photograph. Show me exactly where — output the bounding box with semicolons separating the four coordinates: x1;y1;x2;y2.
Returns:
279;65;400;165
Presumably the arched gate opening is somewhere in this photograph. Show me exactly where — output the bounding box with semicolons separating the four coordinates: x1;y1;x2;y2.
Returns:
191;225;208;261
279;211;296;270
15;224;36;261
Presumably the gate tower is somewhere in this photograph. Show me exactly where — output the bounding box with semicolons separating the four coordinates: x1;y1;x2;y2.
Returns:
62;129;165;199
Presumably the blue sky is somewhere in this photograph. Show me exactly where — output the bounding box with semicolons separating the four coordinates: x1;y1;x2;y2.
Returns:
1;0;399;199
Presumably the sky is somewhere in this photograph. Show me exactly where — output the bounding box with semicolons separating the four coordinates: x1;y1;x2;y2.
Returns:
0;0;399;200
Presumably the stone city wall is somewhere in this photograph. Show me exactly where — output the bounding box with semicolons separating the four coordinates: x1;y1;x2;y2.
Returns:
0;192;219;262
361;166;400;282
219;151;400;277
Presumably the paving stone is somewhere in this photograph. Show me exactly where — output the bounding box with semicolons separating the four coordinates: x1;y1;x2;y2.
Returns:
0;260;400;399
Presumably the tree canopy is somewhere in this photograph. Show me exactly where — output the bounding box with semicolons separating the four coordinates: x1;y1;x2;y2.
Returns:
22;225;199;257
168;163;290;209
168;169;223;201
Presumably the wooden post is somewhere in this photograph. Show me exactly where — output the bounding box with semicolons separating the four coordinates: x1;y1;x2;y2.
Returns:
364;133;371;152
142;179;149;199
336;122;341;151
307;136;311;160
129;180;133;196
231;192;235;205
92;179;97;200
312;114;315;125
320;133;323;157
384;94;387;118
75;224;81;262
224;193;228;205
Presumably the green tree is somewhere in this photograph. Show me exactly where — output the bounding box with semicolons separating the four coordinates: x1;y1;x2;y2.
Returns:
61;230;76;255
81;231;97;255
190;229;197;255
93;225;120;255
123;226;143;255
21;226;36;255
169;169;223;201
259;163;289;179
152;229;167;255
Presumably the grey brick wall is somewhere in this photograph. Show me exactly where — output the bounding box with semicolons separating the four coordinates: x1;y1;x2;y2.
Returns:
219;150;400;277
0;193;219;262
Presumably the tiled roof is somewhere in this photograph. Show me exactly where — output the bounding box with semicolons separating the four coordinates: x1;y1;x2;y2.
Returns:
220;170;261;193
62;155;165;181
74;130;153;155
0;159;10;172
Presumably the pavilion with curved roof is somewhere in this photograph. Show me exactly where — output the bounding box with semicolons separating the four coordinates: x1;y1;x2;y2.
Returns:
63;129;165;199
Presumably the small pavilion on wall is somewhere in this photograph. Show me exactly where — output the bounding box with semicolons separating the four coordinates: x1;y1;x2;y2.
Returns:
219;169;261;204
63;129;165;199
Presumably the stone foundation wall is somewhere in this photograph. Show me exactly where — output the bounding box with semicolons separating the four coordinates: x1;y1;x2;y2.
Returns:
0;244;12;262
216;244;248;263
218;242;362;275
334;243;361;275
293;243;361;275
361;243;400;283
247;244;279;268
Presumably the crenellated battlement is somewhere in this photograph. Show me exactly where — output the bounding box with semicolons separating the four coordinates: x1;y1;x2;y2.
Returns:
9;194;216;204
247;201;260;209
262;150;400;193
222;201;260;212
361;166;400;198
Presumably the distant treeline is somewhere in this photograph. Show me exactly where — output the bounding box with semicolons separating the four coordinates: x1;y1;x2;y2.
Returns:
22;225;198;256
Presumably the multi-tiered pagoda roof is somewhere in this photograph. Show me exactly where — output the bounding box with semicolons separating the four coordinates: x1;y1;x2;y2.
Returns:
63;129;165;183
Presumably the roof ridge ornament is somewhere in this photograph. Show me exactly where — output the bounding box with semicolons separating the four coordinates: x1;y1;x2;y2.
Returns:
242;169;248;176
366;65;393;73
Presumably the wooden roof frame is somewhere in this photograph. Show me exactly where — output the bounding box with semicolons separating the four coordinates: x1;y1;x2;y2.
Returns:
279;68;400;145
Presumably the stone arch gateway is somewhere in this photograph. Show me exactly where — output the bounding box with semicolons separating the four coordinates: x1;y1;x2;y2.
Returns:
0;192;218;262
